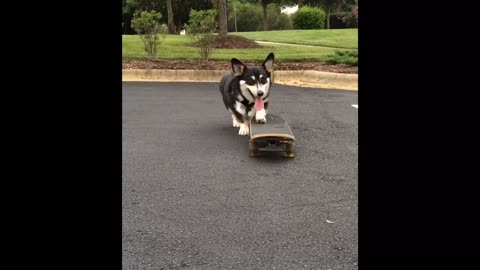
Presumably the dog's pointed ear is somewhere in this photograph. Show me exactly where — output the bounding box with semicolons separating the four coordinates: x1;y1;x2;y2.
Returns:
231;58;247;77
262;52;275;73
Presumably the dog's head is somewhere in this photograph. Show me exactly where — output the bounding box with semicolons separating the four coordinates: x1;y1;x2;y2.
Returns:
231;53;275;106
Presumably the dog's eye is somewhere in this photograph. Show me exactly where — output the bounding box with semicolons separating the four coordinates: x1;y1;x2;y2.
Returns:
260;77;267;84
246;79;255;85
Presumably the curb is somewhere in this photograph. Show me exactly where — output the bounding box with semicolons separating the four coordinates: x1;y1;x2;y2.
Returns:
122;69;358;91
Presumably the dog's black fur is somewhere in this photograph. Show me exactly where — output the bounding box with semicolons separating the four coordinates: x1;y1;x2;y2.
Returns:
219;53;275;135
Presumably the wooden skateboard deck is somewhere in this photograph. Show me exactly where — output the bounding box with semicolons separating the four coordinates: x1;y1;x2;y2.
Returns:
249;114;296;157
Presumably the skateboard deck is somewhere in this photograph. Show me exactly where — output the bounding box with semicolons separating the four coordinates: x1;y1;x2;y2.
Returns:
249;114;296;157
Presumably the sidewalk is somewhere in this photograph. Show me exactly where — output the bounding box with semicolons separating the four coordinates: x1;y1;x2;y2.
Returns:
122;69;358;91
253;40;354;50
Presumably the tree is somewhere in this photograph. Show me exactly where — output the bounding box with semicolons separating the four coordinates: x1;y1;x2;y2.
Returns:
125;1;216;35
336;0;358;27
246;0;296;31
167;0;175;33
122;0;137;34
227;1;263;32
131;10;166;59
186;9;218;61
260;0;274;31
260;0;269;31
245;0;274;31
172;0;215;33
293;0;344;29
218;0;228;35
320;0;340;29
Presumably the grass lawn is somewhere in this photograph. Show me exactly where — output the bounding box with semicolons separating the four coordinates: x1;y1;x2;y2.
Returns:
122;34;351;62
230;29;358;49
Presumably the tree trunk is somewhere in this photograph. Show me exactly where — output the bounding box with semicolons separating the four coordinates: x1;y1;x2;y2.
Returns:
298;0;304;8
218;0;228;36
263;1;268;31
167;0;175;34
234;4;237;32
327;6;330;29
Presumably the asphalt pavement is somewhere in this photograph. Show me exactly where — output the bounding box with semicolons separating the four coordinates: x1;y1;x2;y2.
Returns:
122;82;358;270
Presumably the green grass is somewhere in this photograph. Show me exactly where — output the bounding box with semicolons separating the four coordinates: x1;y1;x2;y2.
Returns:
230;29;358;49
122;35;198;59
123;34;349;62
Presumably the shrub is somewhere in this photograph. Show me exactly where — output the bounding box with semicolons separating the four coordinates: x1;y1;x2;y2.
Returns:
131;10;166;59
292;6;326;29
227;2;262;32
336;2;358;28
329;13;349;29
269;9;293;30
185;9;217;61
227;3;292;32
323;50;358;66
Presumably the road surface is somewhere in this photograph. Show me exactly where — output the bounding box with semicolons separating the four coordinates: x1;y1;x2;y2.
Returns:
123;82;358;270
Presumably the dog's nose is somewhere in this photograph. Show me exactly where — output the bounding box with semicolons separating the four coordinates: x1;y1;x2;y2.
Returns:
257;91;264;96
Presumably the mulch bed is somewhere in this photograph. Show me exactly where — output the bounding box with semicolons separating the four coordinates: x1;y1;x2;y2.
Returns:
211;35;263;49
122;59;357;74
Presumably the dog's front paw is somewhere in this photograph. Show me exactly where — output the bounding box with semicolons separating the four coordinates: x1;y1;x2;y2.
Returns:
255;109;267;124
256;117;266;124
238;124;249;136
232;116;241;127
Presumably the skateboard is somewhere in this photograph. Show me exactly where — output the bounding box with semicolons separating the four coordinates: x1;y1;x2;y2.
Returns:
248;114;296;158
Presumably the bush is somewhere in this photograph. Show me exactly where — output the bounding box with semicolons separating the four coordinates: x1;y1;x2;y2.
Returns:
329;13;349;29
227;3;292;32
131;10;166;59
336;2;358;28
324;50;358;66
292;6;326;29
227;2;262;32
336;11;357;28
268;13;293;30
187;9;217;34
185;9;217;61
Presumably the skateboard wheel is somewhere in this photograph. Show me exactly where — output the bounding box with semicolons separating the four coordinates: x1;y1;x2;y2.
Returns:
249;142;259;157
285;142;295;158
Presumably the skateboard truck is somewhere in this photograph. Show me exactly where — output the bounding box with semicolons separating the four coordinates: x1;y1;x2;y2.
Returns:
248;114;296;158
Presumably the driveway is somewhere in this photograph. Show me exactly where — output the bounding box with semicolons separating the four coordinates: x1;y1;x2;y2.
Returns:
123;82;358;269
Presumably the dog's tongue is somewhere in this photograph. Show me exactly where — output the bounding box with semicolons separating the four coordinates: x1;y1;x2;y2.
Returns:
255;97;264;110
